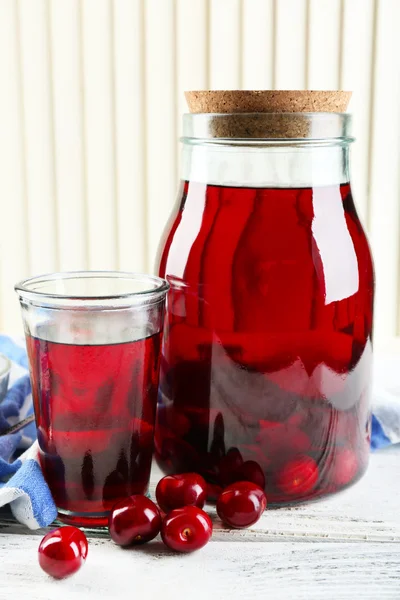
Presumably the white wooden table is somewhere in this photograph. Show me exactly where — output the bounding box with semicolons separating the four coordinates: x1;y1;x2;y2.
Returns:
1;447;399;600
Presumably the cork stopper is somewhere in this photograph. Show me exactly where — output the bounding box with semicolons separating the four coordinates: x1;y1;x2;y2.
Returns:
184;90;352;139
185;90;351;114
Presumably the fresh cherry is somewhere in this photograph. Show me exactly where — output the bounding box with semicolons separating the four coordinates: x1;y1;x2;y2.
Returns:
161;506;212;552
156;472;207;513
38;526;88;579
217;481;267;529
108;495;161;546
275;455;318;496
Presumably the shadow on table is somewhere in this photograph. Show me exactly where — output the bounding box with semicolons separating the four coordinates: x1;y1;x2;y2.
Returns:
120;539;186;557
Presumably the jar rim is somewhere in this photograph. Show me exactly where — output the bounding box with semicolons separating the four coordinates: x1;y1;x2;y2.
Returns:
182;112;354;144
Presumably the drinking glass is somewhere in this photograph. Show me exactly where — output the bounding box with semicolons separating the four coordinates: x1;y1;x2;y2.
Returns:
15;271;169;527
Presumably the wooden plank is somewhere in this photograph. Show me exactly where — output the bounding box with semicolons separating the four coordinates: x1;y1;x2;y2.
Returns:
307;0;342;89
49;0;87;271
368;0;400;341
144;0;177;271
1;538;399;600
0;0;29;332
113;0;146;271
81;0;117;270
340;0;375;227
275;0;308;89
242;0;274;89
209;0;242;89
17;0;58;274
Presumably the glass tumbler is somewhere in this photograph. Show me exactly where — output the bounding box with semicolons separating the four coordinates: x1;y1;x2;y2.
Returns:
15;271;169;527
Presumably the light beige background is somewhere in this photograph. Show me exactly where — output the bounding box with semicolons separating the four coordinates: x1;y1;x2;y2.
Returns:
0;0;399;346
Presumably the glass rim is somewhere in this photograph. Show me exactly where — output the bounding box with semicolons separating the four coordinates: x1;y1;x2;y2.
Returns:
182;112;354;144
15;271;169;309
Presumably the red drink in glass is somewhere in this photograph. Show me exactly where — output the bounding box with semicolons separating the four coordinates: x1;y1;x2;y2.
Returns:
27;333;161;527
16;271;168;526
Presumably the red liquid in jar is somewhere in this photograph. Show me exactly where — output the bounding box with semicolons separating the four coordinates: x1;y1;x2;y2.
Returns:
27;332;161;526
156;182;374;504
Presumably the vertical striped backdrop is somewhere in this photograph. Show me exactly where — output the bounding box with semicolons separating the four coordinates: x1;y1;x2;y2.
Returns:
0;0;399;345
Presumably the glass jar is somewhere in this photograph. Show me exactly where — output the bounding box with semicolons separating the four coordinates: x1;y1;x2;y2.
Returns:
155;113;374;505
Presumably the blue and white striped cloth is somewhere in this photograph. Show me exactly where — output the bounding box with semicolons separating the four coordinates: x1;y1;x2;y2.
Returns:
0;336;57;529
0;335;399;530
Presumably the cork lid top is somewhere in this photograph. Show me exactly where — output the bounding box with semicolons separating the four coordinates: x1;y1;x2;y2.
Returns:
183;91;352;140
185;90;352;114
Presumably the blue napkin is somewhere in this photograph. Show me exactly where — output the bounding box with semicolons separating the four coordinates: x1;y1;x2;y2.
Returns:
0;335;399;530
0;336;57;528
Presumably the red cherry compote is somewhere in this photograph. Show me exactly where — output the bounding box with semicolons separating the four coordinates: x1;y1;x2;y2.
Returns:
275;455;318;497
156;181;374;505
27;332;162;526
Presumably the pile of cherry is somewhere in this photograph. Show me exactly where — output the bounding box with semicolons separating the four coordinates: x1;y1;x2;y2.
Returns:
38;473;266;579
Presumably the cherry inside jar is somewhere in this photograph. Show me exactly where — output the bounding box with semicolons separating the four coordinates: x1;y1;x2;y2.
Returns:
155;112;374;505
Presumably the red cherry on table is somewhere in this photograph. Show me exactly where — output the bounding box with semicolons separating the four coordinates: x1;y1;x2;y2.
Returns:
156;473;207;513
38;526;88;579
275;455;318;497
217;481;267;529
161;506;213;552
330;448;359;487
108;495;161;546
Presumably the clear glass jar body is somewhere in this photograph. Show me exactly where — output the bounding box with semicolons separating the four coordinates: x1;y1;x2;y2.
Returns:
155;114;374;505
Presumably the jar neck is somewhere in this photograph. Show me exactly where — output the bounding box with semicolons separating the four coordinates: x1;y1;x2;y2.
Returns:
181;142;351;188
